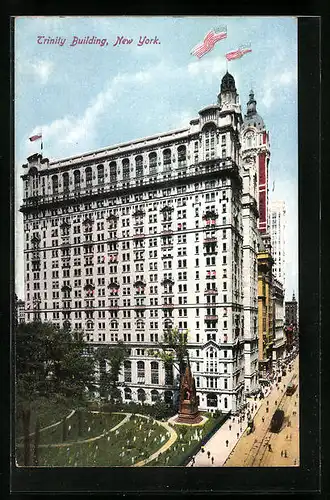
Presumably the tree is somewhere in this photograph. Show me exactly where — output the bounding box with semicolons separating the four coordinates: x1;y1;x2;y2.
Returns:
148;326;190;378
15;321;96;465
95;341;130;403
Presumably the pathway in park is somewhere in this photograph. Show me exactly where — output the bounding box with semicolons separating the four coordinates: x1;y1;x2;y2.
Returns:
133;416;178;467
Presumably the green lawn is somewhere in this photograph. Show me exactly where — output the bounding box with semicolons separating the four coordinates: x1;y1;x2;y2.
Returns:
17;414;170;467
16;398;72;438
149;414;225;466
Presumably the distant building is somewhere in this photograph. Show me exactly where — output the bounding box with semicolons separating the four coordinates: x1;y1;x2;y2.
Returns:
14;294;25;326
257;248;274;378
271;277;286;366
269;200;286;291
284;292;298;351
285;291;298;327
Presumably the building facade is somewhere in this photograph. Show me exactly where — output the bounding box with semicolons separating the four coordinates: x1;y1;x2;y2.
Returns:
14;294;25;327
269;200;286;290
257;250;274;378
20;71;260;413
271;276;286;366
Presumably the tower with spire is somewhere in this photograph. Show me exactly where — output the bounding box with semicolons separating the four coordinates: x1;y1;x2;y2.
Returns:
241;89;271;237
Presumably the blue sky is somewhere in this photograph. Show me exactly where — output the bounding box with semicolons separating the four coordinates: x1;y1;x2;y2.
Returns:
14;16;298;301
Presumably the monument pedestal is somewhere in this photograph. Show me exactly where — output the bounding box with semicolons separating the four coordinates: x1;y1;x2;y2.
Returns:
174;365;202;424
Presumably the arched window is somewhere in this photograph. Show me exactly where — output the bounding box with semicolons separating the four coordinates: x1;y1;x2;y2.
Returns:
74;170;80;189
151;389;159;402
97;164;104;185
149;152;157;175
124;361;132;382
207;393;217;407
203;124;216;160
124;387;132;400
63;172;69;192
110;320;118;329
86;320;94;330
177;145;186;167
163;149;171;166
135;155;143;177
224;397;228;409
109;161;117;181
85;167;92;186
137;361;145;380
52;175;58;194
165;364;173;385
151;361;159;384
137;388;146;402
122;158;130;180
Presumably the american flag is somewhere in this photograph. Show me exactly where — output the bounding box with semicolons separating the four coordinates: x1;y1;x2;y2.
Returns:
225;43;252;61
191;26;227;59
29;132;42;142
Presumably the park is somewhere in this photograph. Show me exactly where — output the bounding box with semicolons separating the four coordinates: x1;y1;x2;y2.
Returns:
15;321;227;467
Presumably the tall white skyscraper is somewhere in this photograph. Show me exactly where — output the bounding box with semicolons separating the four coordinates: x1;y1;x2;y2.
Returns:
269;200;286;290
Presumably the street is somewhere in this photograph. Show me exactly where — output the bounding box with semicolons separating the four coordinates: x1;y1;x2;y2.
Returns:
224;352;299;467
188;349;299;467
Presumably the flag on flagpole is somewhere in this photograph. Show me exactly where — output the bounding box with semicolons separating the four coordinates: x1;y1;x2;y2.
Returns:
191;26;227;59
225;43;252;61
29;132;42;142
272;181;275;192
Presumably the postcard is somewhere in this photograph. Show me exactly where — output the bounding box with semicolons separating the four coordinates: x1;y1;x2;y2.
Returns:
13;15;301;479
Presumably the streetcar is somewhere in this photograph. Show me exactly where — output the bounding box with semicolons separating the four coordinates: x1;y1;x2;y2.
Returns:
269;409;284;433
286;381;297;396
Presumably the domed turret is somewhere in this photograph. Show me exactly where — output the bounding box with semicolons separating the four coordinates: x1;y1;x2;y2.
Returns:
220;71;237;93
242;90;265;131
218;71;239;110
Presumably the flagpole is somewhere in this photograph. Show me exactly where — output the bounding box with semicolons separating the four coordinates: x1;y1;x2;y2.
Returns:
40;128;43;153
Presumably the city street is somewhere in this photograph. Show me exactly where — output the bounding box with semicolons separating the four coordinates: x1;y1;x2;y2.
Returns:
188;350;299;467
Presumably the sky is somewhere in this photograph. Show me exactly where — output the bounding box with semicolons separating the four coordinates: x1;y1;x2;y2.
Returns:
14;16;298;301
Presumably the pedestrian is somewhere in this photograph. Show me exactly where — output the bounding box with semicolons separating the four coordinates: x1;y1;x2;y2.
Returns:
237;432;239;439
275;400;277;405
267;401;269;406
192;456;195;464
262;417;265;423
229;424;232;431
240;427;242;433
207;450;211;459
211;456;214;465
281;450;283;457
201;446;205;453
266;407;269;413
284;450;287;458
295;402;297;406
268;444;272;452
232;417;235;423
226;439;229;447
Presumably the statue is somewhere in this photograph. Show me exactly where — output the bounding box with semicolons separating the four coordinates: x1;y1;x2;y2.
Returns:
175;365;202;424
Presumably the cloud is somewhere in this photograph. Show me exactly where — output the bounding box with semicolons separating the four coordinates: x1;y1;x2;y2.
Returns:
32;59;204;158
29;59;54;84
261;67;297;109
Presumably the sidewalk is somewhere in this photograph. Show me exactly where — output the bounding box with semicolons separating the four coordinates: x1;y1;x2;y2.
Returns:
187;395;266;467
187;360;297;467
